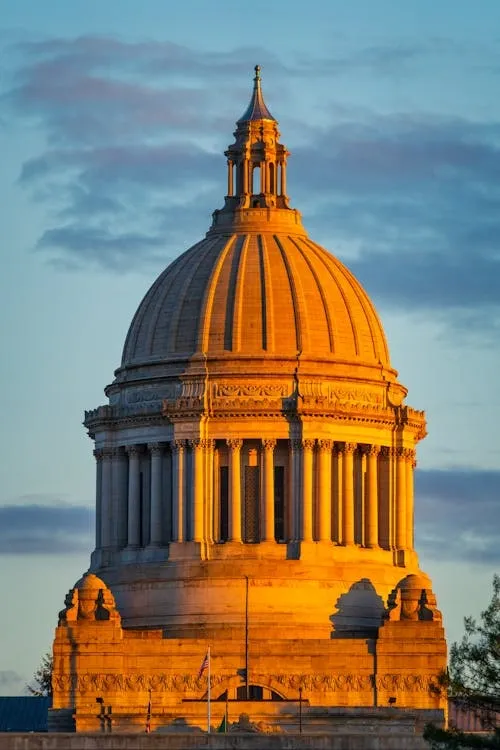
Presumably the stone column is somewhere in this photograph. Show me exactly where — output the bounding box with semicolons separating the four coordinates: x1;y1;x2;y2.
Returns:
227;160;233;196
126;445;142;548
190;439;205;543
317;440;333;542
171;440;185;542
406;450;416;550
332;444;343;543
365;445;380;548
206;440;215;544
301;439;315;542
148;443;164;547
93;449;103;549
227;439;243;542
342;443;357;545
288;440;301;540
261;439;276;542
111;447;128;549
100;447;113;548
396;447;407;549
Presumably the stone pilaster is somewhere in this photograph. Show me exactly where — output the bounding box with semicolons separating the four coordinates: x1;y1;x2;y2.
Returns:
317;440;333;542
261;439;276;542
189;439;205;543
301;439;315;542
365;445;380;548
396;447;407;550
227;438;243;542
342;443;357;546
126;445;142;548
171;440;185;542
406;450;416;550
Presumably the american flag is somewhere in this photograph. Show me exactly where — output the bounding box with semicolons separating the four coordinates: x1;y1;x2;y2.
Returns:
197;652;209;680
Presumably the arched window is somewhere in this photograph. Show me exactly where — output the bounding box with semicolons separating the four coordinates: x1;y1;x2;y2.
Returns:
252;165;261;194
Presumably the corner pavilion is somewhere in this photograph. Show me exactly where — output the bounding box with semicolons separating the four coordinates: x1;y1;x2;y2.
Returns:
51;67;447;733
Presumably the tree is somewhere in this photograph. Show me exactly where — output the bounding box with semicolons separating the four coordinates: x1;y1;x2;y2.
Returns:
27;652;53;698
424;575;500;749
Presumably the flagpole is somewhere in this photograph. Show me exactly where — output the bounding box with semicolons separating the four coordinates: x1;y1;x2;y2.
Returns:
207;645;211;734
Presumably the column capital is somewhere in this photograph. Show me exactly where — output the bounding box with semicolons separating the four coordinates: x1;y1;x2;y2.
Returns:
301;438;315;451
342;442;357;455
125;444;143;457
317;439;333;452
361;444;380;457
380;445;393;459
147;442;164;456
93;448;104;461
100;446;114;459
261;438;277;451
227;438;243;451
111;446;127;461
171;439;186;453
290;439;302;452
188;438;204;450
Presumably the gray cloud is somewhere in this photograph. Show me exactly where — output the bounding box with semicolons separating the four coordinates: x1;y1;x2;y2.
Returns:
4;34;500;334
0;503;93;555
415;467;500;565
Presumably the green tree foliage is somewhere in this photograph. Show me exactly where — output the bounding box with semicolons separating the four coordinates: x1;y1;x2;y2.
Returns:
425;575;500;749
27;652;53;697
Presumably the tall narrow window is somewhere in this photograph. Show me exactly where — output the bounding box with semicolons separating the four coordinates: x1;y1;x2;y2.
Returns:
219;466;229;542
274;466;285;541
269;162;275;194
252;165;261;194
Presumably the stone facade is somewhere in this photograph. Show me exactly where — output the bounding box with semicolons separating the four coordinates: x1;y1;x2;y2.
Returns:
51;67;447;733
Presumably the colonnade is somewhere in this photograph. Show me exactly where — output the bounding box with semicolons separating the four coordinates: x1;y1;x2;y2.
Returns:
93;440;415;553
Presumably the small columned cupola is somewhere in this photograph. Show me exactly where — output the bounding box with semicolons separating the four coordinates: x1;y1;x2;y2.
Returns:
223;65;290;210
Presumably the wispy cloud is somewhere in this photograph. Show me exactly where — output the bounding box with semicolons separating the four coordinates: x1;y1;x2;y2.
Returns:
0;502;93;555
415;467;500;564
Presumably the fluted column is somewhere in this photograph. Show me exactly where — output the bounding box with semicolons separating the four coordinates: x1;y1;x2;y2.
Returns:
126;445;142;548
317;440;333;542
171;440;185;542
396;447;407;549
301;439;315;542
93;449;103;549
261;439;276;542
342;443;357;545
148;443;164;547
227;439;243;542
406;450;416;550
189;439;205;542
100;447;113;548
365;445;380;548
111;447;128;549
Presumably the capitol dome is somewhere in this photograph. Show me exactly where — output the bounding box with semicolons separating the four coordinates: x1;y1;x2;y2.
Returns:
53;68;447;734
84;65;427;634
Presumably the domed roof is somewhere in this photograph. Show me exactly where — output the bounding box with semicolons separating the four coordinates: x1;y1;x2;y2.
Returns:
122;232;390;368
119;68;391;378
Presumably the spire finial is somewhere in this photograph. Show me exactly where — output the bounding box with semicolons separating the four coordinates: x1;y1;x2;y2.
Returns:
254;64;261;81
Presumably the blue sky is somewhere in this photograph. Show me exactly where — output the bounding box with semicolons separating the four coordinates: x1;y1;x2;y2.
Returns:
1;0;499;694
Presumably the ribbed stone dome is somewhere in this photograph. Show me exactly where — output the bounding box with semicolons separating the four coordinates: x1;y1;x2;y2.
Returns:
122;231;390;369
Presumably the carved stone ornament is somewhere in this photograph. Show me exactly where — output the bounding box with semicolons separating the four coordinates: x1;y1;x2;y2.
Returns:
58;574;121;626
226;438;243;451
52;671;440;694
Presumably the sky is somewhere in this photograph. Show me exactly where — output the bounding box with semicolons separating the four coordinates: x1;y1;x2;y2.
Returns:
0;0;499;695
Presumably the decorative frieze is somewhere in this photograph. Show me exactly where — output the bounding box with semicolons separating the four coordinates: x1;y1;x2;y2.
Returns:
52;671;441;694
